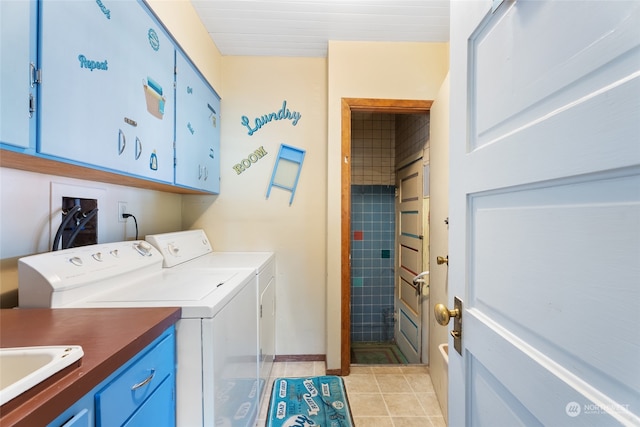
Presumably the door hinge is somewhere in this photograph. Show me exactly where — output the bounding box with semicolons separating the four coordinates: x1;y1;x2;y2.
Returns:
30;63;41;87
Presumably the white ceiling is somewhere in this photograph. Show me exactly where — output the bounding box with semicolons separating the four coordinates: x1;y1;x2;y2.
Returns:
191;0;450;57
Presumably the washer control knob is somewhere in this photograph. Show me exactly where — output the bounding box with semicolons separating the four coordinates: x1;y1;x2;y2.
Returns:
110;249;119;258
168;243;180;256
69;256;83;266
134;241;153;256
92;252;103;262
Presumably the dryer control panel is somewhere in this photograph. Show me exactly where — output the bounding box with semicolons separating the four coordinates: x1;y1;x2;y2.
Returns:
146;229;212;268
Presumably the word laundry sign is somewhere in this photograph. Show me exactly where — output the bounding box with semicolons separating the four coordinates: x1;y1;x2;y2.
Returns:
241;100;301;136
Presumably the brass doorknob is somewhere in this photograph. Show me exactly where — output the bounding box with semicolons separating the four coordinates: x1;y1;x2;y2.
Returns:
436;255;448;265
434;303;460;326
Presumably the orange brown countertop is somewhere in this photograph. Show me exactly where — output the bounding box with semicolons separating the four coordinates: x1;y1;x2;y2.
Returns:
0;307;181;427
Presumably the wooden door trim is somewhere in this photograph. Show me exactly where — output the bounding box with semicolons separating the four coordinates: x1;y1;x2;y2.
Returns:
340;98;432;375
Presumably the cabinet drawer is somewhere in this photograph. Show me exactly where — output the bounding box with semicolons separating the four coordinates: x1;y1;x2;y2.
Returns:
95;331;175;426
60;409;90;427
122;376;174;427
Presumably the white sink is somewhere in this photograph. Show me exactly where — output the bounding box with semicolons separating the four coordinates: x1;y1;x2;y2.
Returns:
0;346;83;406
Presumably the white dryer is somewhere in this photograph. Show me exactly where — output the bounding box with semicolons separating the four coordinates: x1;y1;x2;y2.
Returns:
145;230;276;408
18;240;259;427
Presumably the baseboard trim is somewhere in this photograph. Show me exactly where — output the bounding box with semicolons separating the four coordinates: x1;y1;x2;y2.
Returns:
274;354;326;362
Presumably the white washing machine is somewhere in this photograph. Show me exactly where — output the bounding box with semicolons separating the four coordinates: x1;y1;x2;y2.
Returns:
145;230;276;409
18;239;259;427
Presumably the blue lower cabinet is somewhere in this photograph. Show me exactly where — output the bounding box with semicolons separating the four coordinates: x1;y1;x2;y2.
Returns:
47;327;176;427
122;377;174;427
96;329;175;426
46;387;94;427
60;409;90;427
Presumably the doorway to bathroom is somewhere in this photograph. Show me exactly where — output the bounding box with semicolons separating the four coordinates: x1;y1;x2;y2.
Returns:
341;98;432;368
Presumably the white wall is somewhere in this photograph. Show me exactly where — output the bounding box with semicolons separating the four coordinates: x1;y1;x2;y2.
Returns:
428;73;450;422
326;41;449;369
182;56;328;356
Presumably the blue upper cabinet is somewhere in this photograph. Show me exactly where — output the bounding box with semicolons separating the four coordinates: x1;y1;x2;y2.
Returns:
0;0;38;152
175;51;221;193
38;0;175;184
1;0;221;194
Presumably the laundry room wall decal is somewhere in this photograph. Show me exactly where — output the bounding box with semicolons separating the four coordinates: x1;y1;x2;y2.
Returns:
77;55;108;71
233;146;268;175
266;144;306;205
240;100;301;136
95;0;111;19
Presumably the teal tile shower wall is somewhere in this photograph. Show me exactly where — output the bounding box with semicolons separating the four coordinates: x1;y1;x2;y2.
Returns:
350;185;396;342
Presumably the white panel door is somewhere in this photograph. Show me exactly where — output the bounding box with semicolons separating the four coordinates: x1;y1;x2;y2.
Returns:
449;1;640;426
395;160;424;363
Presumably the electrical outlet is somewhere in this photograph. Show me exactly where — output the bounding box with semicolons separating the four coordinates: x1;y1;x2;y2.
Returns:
118;202;128;223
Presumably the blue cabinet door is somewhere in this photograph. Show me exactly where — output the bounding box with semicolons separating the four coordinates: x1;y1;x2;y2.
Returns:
47;326;176;427
122;377;175;427
0;0;37;151
48;401;93;427
60;409;90;427
175;51;221;193
38;0;174;183
95;329;175;426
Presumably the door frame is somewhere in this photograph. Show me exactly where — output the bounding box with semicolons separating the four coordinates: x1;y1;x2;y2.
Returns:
340;98;432;375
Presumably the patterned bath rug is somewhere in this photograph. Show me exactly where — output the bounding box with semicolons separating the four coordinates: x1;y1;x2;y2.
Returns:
266;376;354;427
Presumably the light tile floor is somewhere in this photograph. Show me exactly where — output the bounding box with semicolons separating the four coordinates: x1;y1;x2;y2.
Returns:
256;361;446;427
